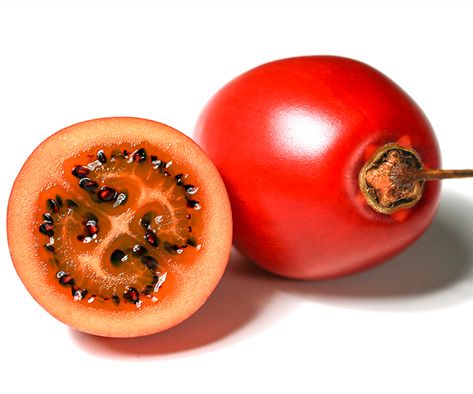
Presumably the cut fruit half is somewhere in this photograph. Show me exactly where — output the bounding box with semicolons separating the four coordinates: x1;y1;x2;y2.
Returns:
7;117;232;338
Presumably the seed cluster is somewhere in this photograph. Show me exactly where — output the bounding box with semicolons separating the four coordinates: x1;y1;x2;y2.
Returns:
38;147;202;309
175;173;201;210
72;150;127;208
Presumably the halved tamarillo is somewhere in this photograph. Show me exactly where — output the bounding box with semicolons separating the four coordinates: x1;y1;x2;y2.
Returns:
7;117;232;337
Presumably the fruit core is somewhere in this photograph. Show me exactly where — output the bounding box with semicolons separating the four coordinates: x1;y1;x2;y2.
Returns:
37;144;203;311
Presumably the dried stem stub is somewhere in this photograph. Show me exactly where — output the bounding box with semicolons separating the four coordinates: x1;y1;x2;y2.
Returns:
359;144;473;214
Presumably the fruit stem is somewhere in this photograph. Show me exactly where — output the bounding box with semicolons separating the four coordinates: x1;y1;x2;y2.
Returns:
358;143;473;214
409;169;473;182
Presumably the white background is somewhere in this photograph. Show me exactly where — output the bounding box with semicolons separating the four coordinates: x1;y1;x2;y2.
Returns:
1;0;473;393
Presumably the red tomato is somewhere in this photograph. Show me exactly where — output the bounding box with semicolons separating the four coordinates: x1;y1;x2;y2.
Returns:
195;56;441;279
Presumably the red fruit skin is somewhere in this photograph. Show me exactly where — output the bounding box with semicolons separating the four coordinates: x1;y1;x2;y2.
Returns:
195;56;441;279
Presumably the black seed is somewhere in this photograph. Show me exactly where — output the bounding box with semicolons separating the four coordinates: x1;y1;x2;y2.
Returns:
186;214;191;219
48;199;60;213
112;294;120;305
59;274;75;286
79;178;99;192
123;287;140;304
141;255;158;271
184;185;197;194
140;212;152;229
110;249;127;266
145;230;159;247
132;244;147;257
114;192;127;207
175;174;184;185
153;160;164;169
39;223;54;236
186;237;197;247
164;241;180;255
66;199;78;208
132;148;147;163
78;218;98;240
123;149;129;157
44;244;55;252
72;165;90;179
86;222;99;236
142;285;154;296
43;213;54;223
150;155;158;162
97;186;117;202
187;199;200;209
187;226;192;232
55;195;63;207
97;150;107;164
72;287;88;299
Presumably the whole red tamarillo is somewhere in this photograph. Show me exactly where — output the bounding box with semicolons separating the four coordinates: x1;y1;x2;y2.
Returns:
195;55;472;279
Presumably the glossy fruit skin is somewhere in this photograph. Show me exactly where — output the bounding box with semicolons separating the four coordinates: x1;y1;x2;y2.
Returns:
195;56;441;279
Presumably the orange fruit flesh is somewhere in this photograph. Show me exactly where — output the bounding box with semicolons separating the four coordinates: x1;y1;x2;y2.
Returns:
8;118;232;337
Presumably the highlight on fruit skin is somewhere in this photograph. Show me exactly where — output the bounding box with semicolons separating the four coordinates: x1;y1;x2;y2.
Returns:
7;117;232;338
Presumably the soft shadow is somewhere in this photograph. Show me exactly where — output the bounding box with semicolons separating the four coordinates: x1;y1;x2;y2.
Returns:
285;190;473;310
70;249;279;357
